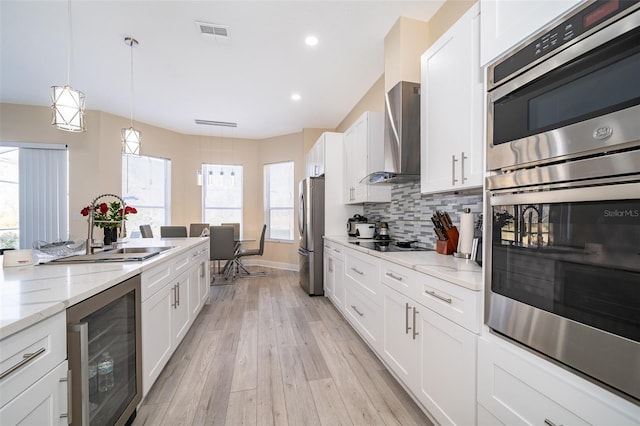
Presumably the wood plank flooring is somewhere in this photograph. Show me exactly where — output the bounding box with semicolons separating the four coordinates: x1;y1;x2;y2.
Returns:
134;268;433;426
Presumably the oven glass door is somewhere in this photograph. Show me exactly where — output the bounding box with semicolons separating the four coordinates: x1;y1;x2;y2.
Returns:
490;191;640;343
491;23;640;147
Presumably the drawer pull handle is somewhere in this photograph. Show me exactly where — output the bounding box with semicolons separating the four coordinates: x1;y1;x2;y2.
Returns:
386;272;403;281
0;347;46;380
544;420;562;426
425;290;452;304
60;369;72;423
405;303;411;334
351;305;364;317
412;307;419;340
351;267;364;275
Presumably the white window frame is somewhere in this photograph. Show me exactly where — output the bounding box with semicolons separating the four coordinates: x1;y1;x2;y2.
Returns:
122;154;171;237
264;161;294;242
201;164;243;230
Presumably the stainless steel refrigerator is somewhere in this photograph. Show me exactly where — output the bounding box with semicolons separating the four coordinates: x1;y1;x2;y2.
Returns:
298;176;325;296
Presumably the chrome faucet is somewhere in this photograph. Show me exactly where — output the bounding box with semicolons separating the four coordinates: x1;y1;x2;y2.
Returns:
86;193;127;254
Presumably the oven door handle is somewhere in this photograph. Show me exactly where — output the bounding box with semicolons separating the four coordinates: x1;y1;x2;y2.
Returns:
490;182;640;206
68;322;90;426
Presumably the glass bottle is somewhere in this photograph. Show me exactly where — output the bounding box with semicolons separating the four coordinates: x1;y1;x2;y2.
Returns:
97;352;115;392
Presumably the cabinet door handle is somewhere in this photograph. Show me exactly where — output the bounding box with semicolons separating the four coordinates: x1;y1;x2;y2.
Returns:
351;305;364;317
350;267;364;275
461;151;468;183
385;272;403;281
425;290;452;304
171;285;177;308
412;307;419;340
544;419;563;426
176;282;180;306
0;347;46;380
405;302;411;334
452;154;458;185
60;369;72;423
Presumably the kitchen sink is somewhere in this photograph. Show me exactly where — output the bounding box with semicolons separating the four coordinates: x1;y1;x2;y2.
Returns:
44;246;175;264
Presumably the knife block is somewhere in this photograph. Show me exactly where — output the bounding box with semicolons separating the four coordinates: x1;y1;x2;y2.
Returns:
436;226;459;255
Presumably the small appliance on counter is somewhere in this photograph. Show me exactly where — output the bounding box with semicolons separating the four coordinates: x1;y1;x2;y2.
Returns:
347;214;367;236
376;222;391;240
354;223;375;239
349;240;431;252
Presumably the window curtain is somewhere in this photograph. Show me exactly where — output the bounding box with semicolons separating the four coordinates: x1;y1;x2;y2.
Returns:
19;147;68;248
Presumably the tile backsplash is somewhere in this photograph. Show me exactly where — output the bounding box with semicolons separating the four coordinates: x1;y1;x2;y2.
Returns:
363;182;483;249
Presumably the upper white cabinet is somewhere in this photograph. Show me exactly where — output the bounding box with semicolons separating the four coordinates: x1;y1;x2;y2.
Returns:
480;0;581;67
343;112;391;204
420;3;483;194
305;136;325;177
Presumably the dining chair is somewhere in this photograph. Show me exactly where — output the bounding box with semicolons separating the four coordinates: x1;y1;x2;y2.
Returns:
220;222;240;240
209;226;236;279
189;223;210;237
234;224;267;277
139;224;153;238
160;226;188;238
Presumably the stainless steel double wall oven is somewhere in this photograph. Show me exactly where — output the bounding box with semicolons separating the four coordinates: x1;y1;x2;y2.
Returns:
485;0;640;403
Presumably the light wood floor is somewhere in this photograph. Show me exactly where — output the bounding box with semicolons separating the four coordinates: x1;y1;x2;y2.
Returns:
133;268;433;426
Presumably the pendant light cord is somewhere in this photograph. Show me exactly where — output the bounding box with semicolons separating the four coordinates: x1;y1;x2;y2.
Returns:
66;0;72;85
130;41;134;126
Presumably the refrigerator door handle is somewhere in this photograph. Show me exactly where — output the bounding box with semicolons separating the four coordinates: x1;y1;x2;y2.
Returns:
298;192;305;239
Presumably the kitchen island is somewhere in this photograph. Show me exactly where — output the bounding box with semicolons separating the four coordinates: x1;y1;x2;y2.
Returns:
0;237;209;339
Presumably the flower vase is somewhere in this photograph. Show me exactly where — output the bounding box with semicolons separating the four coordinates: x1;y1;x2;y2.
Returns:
103;228;118;246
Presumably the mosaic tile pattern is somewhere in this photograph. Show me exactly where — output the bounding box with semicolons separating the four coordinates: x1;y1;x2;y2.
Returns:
363;182;482;249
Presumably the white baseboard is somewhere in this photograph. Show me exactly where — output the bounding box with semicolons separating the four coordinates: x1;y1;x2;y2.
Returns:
241;258;299;272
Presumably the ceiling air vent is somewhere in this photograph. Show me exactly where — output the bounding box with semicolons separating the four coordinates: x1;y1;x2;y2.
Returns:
195;21;229;40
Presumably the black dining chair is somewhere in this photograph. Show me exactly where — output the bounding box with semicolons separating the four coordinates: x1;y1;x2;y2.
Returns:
139;224;153;238
209;226;236;280
189;223;209;237
160;226;188;238
234;224;267;277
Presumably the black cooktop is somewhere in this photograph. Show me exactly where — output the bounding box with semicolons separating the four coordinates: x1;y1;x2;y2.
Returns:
348;240;432;252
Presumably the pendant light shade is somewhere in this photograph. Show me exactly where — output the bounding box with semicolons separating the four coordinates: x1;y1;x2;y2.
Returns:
122;127;141;155
51;85;86;132
51;0;85;132
122;36;141;155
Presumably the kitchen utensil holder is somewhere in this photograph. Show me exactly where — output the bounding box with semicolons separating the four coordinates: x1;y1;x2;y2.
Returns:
436;226;459;255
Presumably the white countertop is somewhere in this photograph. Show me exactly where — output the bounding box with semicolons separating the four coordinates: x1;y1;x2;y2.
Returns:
0;237;208;339
324;236;483;291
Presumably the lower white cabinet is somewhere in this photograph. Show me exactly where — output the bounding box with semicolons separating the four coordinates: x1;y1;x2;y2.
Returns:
324;241;345;311
382;283;477;426
478;335;640;425
344;280;382;352
0;361;69;425
141;242;209;397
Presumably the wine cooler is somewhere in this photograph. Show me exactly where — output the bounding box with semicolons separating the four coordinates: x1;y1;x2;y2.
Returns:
67;274;142;425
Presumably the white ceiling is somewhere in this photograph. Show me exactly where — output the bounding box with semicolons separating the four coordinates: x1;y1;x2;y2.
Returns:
0;0;445;140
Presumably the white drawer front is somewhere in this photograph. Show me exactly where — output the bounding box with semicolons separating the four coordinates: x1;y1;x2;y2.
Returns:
345;249;380;302
172;250;191;275
415;273;480;333
324;242;345;262
0;311;66;407
344;281;381;351
141;261;172;301
380;260;417;299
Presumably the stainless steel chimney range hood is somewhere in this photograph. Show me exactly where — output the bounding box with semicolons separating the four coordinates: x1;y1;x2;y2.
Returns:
363;81;421;185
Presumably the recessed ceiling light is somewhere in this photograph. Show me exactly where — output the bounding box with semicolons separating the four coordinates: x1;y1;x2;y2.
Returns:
305;35;319;46
291;93;301;101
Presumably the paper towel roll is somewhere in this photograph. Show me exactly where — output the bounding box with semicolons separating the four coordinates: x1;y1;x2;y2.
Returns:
457;210;474;255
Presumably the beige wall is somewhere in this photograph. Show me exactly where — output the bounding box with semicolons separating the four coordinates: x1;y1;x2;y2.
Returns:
384;17;430;92
335;75;385;133
427;0;476;46
0;102;305;268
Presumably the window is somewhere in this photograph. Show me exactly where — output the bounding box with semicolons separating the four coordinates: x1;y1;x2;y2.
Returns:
202;164;243;228
264;161;294;241
0;143;68;249
122;154;171;237
0;148;19;248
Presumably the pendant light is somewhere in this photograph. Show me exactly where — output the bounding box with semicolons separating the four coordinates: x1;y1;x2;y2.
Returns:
51;0;85;132
122;36;141;155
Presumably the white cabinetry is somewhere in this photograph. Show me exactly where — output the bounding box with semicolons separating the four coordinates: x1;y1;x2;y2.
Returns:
140;242;209;396
343;112;390;204
0;311;69;425
380;260;479;426
421;3;483;194
306;136;325;177
480;0;581;66
324;240;346;310
478;335;640;425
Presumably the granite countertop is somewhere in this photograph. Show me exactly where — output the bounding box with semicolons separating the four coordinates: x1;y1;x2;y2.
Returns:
0;237;208;340
324;235;483;291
